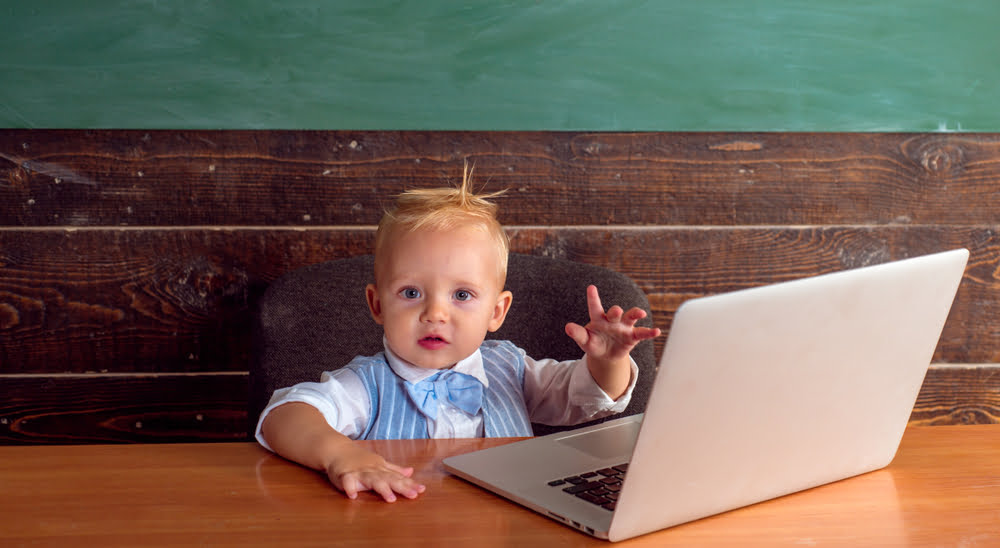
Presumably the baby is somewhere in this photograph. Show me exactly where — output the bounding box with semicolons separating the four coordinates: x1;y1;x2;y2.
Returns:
256;172;660;502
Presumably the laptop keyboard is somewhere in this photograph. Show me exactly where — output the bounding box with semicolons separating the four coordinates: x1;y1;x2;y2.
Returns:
546;463;628;511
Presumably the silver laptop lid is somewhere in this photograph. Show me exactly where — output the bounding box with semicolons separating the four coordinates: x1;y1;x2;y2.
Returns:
609;248;967;540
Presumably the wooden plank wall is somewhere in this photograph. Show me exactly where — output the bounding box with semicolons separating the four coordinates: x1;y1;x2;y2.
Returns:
1;130;998;444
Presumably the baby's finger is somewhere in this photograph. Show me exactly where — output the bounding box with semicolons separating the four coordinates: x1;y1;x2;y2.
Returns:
585;285;606;319
605;305;624;323
622;307;648;326
374;473;425;501
337;473;362;500
633;326;662;340
565;322;590;348
394;477;426;499
369;478;399;503
383;462;415;478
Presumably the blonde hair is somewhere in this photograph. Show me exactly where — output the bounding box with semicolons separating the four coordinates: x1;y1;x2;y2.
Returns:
373;163;510;284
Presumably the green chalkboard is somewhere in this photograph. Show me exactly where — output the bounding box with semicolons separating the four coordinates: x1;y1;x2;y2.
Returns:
1;1;997;131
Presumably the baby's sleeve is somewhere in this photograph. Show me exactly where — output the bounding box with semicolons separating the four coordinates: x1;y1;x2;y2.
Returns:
523;356;638;426
253;368;371;450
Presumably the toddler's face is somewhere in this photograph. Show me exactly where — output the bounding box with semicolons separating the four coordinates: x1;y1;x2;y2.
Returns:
366;224;512;369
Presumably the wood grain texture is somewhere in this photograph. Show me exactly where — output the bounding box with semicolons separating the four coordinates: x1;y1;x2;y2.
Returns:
4;131;1000;227
910;366;1000;425
0;373;248;444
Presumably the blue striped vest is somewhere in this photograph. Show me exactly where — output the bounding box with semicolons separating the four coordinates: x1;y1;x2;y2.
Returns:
344;340;534;439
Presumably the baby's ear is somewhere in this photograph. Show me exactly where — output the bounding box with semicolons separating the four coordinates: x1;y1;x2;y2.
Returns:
488;290;513;332
366;284;385;325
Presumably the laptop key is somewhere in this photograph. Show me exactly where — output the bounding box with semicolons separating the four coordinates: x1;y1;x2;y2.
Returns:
577;492;610;505
562;481;603;494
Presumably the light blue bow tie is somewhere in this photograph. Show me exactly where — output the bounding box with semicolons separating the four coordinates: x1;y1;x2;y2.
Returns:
405;370;484;420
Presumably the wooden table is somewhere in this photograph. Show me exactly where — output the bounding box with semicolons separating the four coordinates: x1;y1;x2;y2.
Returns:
1;425;998;547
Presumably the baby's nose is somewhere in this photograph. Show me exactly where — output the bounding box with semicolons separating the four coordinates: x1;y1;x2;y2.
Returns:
421;297;449;322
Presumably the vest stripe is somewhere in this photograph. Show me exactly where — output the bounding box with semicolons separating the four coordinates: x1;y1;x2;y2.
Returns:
483;348;522;437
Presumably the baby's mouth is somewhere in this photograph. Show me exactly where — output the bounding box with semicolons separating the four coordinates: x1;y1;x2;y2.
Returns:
418;335;448;349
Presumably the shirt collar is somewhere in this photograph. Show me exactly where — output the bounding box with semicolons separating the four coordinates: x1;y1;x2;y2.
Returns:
382;337;490;388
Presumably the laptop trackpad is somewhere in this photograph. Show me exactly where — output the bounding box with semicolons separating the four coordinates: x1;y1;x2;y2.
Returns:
555;420;641;460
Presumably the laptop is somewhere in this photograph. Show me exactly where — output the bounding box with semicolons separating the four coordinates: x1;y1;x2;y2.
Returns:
443;248;968;541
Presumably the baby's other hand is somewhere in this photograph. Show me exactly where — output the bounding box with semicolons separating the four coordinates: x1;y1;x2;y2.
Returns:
565;285;661;363
325;443;426;502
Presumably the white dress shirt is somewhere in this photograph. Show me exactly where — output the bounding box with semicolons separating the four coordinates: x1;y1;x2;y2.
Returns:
255;340;637;450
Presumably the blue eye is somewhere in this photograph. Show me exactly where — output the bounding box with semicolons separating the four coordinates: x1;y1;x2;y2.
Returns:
454;290;472;301
401;288;421;299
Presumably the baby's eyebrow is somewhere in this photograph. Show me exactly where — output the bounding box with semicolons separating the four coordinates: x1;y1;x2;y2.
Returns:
453;281;486;291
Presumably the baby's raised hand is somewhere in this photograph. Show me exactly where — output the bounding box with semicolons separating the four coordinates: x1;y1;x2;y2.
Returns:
566;285;660;360
325;443;426;502
565;285;661;398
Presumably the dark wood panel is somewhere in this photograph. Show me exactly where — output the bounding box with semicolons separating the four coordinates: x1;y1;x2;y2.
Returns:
911;366;1000;425
1;365;993;445
0;373;248;444
1;226;998;375
4;131;1000;227
0;228;372;374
